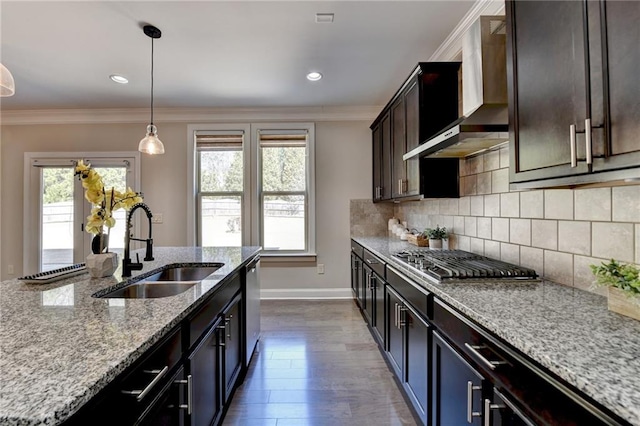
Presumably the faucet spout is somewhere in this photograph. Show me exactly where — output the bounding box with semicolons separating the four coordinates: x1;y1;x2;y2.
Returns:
122;202;154;277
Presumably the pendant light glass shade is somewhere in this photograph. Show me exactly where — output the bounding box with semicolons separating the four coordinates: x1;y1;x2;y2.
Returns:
139;25;165;155
139;124;165;154
0;63;16;97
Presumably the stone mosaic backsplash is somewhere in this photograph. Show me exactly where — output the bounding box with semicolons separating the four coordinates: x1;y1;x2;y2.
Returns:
391;146;640;295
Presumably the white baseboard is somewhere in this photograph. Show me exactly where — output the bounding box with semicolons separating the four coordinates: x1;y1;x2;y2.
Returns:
261;288;352;300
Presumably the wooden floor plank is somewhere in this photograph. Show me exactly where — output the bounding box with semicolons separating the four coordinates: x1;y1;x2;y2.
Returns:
223;300;418;426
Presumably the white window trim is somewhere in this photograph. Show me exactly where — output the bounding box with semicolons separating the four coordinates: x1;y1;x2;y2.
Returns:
23;151;140;274
187;124;252;247
187;122;316;257
251;123;316;256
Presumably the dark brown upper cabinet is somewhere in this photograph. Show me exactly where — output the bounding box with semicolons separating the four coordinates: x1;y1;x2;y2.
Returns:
507;0;640;188
371;63;461;202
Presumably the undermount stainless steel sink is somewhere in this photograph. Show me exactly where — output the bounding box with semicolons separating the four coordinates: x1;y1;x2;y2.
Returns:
144;265;223;282
99;281;199;298
95;264;224;299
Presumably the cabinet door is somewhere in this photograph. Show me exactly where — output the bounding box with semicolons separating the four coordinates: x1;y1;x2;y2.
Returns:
350;253;361;303
432;331;485;426
381;112;393;200
362;265;374;325
386;286;404;377
188;318;222;426
372;273;385;345
594;0;640;172
391;97;407;198
404;80;421;196
507;0;591;182
372;124;382;201
404;305;430;424
223;295;242;400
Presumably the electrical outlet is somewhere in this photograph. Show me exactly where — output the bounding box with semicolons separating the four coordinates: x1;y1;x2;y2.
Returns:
8;264;14;275
317;264;325;274
151;213;163;224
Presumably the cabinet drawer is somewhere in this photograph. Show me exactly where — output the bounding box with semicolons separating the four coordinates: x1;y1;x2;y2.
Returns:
351;240;364;259
363;249;385;278
118;327;182;409
188;274;241;350
386;266;429;319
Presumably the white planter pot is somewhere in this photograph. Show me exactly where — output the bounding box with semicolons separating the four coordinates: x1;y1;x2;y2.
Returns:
428;239;443;249
86;252;118;278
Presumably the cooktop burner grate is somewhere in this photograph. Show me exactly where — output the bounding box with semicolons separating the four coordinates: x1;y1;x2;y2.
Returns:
394;249;538;282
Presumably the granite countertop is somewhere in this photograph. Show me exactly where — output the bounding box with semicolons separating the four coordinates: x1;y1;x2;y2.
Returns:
0;246;261;426
353;236;640;426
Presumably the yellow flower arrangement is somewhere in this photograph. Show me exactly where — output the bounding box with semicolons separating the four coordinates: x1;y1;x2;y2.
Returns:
74;160;143;251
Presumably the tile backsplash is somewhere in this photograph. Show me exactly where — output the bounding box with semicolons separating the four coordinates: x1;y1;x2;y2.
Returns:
393;146;640;296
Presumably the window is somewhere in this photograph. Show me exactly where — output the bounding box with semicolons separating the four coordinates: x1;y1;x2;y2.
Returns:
24;153;139;274
190;123;315;257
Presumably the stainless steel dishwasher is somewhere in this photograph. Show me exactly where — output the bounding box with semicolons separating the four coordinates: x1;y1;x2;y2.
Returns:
244;255;261;367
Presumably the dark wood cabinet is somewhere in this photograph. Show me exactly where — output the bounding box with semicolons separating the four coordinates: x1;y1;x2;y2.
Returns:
386;286;404;377
188;316;223;426
362;264;375;327
349;243;629;426
508;0;640;187
432;330;485;426
350;252;362;304
372;112;393;201
63;263;258;426
385;276;431;425
223;294;242;401
392;97;408;198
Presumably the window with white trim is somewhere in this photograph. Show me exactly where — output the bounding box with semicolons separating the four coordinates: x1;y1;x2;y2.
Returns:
192;123;315;256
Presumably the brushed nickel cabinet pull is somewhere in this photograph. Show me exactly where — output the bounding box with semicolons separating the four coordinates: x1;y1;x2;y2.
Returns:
176;375;193;415
121;365;169;402
585;118;592;165
484;398;504;426
570;124;577;167
467;381;482;423
464;343;508;370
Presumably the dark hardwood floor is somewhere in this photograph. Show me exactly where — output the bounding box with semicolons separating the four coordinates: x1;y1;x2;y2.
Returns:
223;299;418;426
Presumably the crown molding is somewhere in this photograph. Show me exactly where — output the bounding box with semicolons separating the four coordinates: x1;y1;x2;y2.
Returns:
0;105;382;126
430;0;506;61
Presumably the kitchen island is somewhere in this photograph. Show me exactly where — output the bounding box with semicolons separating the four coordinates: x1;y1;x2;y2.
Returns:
0;246;260;426
353;237;640;425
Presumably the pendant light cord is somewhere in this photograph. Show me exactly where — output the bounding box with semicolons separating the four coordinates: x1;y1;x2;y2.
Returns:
150;37;154;126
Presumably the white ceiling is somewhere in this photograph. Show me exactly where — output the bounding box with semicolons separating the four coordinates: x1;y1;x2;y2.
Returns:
0;1;475;110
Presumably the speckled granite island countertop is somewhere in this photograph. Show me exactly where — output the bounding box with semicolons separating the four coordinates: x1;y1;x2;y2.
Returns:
0;246;260;426
353;237;640;425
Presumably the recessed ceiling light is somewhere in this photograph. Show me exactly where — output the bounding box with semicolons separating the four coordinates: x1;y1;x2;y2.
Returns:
315;13;334;23
307;72;322;81
110;74;129;84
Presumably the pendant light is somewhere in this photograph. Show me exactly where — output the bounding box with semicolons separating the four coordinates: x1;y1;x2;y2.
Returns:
0;63;15;97
138;25;165;155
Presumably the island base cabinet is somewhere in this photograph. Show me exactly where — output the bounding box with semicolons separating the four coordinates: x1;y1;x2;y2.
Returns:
223;293;243;401
188;316;224;426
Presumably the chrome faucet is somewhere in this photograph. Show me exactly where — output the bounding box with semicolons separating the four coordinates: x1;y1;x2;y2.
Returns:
122;203;154;277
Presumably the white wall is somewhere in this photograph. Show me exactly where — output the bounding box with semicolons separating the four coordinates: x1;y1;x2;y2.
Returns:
1;118;372;294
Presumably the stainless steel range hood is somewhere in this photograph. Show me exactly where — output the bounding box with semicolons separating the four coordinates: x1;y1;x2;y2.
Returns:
404;16;508;160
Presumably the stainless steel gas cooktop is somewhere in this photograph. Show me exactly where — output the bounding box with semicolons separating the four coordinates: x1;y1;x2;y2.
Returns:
394;249;538;283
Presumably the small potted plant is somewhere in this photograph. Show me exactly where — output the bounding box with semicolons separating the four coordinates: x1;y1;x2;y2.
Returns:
591;259;640;320
424;225;448;249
